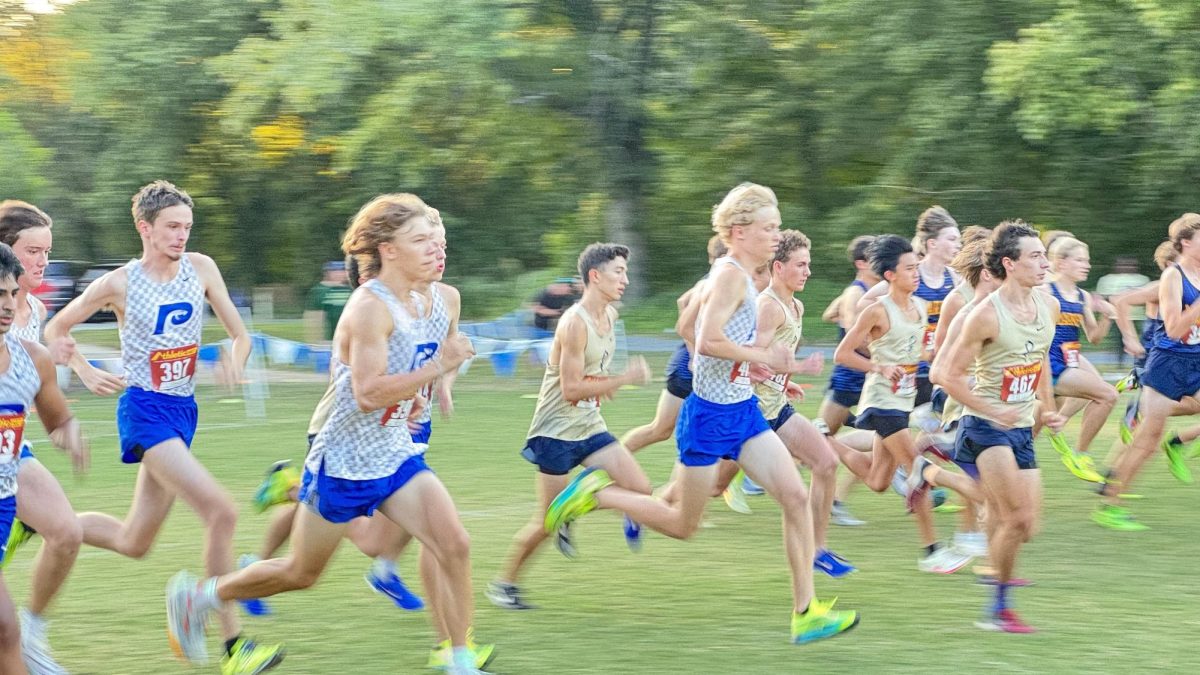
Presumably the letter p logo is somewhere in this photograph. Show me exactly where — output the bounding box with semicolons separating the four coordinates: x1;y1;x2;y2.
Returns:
154;302;194;335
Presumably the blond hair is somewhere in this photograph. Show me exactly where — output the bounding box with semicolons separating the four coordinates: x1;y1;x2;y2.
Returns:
341;193;430;279
1168;213;1200;253
1154;240;1179;271
1048;236;1088;270
711;183;778;245
950;237;990;289
915;205;958;245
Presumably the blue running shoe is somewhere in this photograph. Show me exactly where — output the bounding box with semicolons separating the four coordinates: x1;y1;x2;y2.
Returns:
742;475;765;496
236;555;272;617
623;516;642;553
367;571;424;611
813;549;856;578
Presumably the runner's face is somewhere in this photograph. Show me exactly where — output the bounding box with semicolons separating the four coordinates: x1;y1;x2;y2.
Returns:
888;252;920;293
926;227;961;263
590;256;628;302
11;226;51;291
0;275;18;334
143;205;193;262
384;216;443;282
735;206;782;265
431;227;447;281
777;247;811;293
1007;237;1049;287
1056;250;1091;283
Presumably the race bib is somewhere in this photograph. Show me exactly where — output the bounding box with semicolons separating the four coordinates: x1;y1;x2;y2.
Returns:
922;326;936;351
1187;320;1200;346
891;364;918;397
380;403;408;427
0;405;26;465
1060;341;1081;368
150;344;198;392
1001;361;1042;403
763;371;790;393
729;361;750;387
573;376;602;409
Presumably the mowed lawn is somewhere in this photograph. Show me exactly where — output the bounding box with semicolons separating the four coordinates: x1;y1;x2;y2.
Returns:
11;354;1200;674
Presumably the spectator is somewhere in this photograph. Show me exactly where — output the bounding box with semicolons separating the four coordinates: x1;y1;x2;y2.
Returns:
1095;255;1150;366
531;277;581;336
304;260;352;342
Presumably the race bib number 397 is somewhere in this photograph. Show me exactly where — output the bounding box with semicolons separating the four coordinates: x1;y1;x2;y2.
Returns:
0;405;26;465
1001;361;1042;403
150;344;199;392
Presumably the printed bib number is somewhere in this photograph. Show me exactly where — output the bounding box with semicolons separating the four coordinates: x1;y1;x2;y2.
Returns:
150;344;198;392
1060;341;1081;368
0;405;26;465
763;371;790;393
922;326;936;351
380;403;409;427
891;365;918;397
1001;361;1042;403
1187;321;1200;346
729;361;750;387
573;376;602;409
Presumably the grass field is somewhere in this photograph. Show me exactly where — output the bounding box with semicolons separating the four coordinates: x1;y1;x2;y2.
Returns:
12;354;1200;674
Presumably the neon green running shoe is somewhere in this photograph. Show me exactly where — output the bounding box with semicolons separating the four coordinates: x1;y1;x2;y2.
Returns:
1091;504;1148;531
220;637;285;675
1;519;35;569
792;598;859;645
426;629;496;671
253;460;301;513
1073;453;1105;483
1050;434;1104;483
1163;438;1193;484
933;502;965;514
544;467;612;533
722;470;752;515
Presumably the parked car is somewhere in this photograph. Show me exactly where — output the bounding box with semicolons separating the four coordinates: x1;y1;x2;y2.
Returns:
74;262;125;323
34;260;88;318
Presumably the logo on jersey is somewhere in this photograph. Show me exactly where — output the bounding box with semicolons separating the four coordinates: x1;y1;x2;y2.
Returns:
153;302;194;335
411;341;440;399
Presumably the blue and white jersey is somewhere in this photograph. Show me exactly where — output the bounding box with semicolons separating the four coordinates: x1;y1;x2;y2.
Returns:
0;334;40;498
1155;265;1200;355
120;256;205;397
9;295;43;344
306;279;423;481
409;284;452;436
692;257;758;405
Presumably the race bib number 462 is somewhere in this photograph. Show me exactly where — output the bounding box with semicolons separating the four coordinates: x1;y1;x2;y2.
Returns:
1001;361;1042;403
0;405;26;465
150;344;199;392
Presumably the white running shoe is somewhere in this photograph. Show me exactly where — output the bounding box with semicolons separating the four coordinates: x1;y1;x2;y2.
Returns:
918;545;973;574
953;531;989;558
166;571;210;663
19;608;66;675
830;502;866;527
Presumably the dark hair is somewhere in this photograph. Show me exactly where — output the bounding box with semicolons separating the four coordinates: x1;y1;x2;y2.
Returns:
577;243;630;286
345;254;363;289
132;180;193;225
867;234;913;278
916;206;958;244
0;200;52;246
706;234;728;264
847;235;875;264
0;244;25;284
772;230;811;269
985;219;1040;280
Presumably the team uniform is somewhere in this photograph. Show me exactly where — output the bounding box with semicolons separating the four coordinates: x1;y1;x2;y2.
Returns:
300;279;431;523
754;288;802;432
116;256;204;464
522;304;619;475
675;258;769;467
1047;282;1086;386
826;280;870;412
1140;265;1200;402
0;335;41;564
914;268;955;406
954;292;1053;476
854;296;926;439
9;294;42;464
663;342;693;400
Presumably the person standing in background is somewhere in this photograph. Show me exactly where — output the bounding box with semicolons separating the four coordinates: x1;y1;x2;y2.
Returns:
1095;256;1149;367
305;261;353;343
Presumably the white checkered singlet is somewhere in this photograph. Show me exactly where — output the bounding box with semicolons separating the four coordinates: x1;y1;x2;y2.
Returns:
0;334;41;498
9;294;43;344
411;284;451;427
692;257;758;404
306;279;423;481
120;256;205;397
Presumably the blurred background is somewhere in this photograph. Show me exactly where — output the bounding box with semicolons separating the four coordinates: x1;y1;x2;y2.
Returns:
3;0;1198;338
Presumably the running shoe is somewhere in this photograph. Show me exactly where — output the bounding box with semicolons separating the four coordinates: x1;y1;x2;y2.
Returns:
1119;398;1140;445
367;570;425;611
19;607;65;675
220;638;285;675
904;456;933;513
1163;437;1193;484
427;629;496;671
1114;369;1139;393
918;545;972;574
890;466;909;498
722;470;752;514
166;571;209;664
2;519;35;570
554;524;577;559
952;531;988;558
1091;504;1148;531
791;598;859;644
742;474;765;496
1049;433;1105;483
236;555;272;616
623;516;642;553
830;502;865;527
252;460;300;513
485;581;535;610
975;608;1035;634
543;467;611;533
813;549;856;578
915;430;955;462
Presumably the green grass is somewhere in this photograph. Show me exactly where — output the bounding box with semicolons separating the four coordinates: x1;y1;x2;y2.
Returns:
12;355;1200;673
